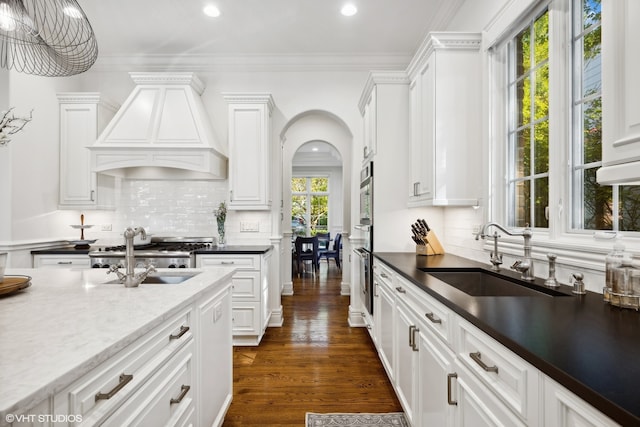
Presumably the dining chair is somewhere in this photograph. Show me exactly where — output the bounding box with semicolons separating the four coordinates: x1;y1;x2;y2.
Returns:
294;236;320;277
318;233;342;269
316;232;330;251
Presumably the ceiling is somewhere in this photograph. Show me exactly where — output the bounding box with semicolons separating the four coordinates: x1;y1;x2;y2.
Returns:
79;0;463;68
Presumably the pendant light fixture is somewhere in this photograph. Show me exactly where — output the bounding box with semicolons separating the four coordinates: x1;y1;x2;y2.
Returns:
0;0;98;77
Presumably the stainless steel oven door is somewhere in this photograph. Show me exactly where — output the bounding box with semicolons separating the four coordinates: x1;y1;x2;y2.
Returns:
355;247;372;315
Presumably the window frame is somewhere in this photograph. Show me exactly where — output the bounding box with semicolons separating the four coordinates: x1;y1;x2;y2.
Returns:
484;0;639;270
291;175;330;236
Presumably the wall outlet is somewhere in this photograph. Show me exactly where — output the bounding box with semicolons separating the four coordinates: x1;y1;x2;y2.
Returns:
240;221;259;232
472;224;481;235
101;224;112;231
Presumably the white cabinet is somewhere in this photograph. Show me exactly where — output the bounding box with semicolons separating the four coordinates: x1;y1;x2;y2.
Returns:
373;261;396;382
196;250;272;345
395;296;419;425
371;258;623;427
544;377;620;427
33;254;90;268
454;318;540;426
406;32;482;207
597;1;640;185
358;72;409;165
416;322;455;427
361;85;377;162
12;278;234;427
224;93;274;210
57;93;118;210
197;281;233;427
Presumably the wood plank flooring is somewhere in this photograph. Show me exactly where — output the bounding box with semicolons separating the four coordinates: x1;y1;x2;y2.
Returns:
222;263;402;426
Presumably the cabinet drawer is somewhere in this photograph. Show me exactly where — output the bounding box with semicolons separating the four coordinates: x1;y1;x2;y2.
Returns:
197;254;259;270
232;302;260;335
373;260;394;284
33;255;90;268
103;341;195;427
456;319;539;424
231;271;261;300
55;308;193;422
395;275;453;347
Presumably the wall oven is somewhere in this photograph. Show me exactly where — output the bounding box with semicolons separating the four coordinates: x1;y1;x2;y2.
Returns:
355;161;374;315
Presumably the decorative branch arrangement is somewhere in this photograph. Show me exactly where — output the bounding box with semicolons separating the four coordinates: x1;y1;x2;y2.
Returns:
0;108;33;146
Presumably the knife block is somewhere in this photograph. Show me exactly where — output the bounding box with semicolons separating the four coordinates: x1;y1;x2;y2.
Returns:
416;230;445;256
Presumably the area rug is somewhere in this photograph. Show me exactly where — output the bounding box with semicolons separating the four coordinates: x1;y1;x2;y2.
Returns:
305;412;408;427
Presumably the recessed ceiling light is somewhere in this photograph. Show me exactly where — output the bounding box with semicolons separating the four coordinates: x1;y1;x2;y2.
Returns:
341;3;357;17
203;4;221;18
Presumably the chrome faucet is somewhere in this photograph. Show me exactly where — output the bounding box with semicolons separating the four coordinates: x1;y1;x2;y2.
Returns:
108;226;156;287
476;222;535;281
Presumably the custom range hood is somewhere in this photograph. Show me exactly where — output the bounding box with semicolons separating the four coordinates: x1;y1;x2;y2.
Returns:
89;72;227;180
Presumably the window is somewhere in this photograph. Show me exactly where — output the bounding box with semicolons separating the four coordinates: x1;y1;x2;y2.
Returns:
507;8;550;229
500;0;640;235
291;176;329;237
570;0;640;232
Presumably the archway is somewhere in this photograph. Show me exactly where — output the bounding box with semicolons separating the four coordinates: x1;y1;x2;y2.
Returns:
280;110;352;297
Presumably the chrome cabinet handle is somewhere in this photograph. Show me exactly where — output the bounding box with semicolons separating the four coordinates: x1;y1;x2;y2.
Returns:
470;351;499;373
221;261;235;265
91;190;95;201
57;261;73;265
170;385;191;405
447;373;458;405
425;312;442;324
169;325;190;340
95;374;133;401
380;273;389;279
395;286;406;294
374;282;379;297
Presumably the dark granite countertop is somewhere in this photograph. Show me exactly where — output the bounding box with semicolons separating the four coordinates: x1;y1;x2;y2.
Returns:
32;245;274;256
31;247;92;255
374;252;640;426
194;245;273;255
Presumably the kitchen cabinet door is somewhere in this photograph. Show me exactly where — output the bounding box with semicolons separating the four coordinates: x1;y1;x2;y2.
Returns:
197;284;233;427
452;360;527;427
407;32;482;207
362;85;377;162
377;274;395;381
544;377;619;427
417;324;456;427
395;298;418;426
57;93;118;210
597;0;640;185
224;93;274;210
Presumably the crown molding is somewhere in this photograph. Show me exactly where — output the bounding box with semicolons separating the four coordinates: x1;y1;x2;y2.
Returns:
91;53;412;73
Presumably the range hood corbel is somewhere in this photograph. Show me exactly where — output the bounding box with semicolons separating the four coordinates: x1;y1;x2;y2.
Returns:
89;72;227;180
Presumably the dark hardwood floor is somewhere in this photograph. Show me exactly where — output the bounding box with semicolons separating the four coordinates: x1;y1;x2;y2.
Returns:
222;261;402;426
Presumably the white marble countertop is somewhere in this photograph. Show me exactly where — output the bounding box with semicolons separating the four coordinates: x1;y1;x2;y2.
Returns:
0;267;235;419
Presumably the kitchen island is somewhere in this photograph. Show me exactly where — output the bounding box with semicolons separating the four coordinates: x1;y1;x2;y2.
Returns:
373;252;640;426
0;267;235;427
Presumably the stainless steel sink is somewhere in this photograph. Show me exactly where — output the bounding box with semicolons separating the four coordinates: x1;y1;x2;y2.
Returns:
420;269;570;297
104;272;198;285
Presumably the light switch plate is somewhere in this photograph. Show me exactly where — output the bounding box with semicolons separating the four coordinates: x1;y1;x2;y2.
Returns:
240;221;259;232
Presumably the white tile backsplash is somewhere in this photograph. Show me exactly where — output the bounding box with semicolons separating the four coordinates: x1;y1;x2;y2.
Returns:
114;180;228;237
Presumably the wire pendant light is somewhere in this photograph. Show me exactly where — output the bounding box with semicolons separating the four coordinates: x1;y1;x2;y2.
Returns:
0;0;98;77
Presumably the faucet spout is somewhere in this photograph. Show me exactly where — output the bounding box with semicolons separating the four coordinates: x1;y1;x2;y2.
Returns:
477;222;535;281
108;226;155;287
